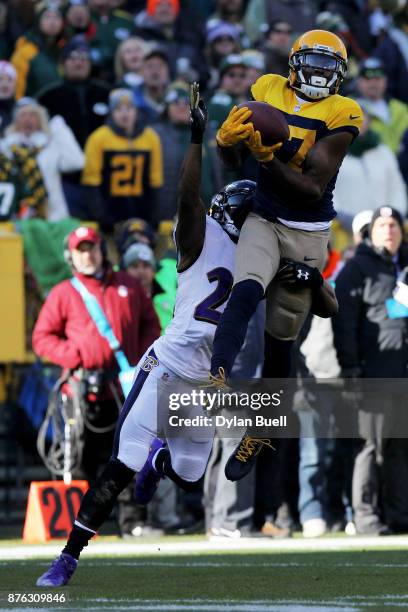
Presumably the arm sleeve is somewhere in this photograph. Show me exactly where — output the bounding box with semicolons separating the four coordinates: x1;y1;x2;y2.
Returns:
332;261;364;372
82;131;104;187
32;287;82;369
326;98;363;139
148;129;164;189
136;287;161;360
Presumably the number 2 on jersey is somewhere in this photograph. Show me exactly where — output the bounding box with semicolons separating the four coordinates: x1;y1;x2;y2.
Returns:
194;267;233;325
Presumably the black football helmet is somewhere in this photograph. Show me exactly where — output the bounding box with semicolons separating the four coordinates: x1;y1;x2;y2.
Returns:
209;180;256;240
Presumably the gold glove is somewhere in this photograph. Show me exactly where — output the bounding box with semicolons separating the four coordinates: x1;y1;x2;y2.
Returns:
216;105;254;147
244;128;283;163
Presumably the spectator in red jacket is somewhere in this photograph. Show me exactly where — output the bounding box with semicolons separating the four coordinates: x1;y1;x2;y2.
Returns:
32;226;161;537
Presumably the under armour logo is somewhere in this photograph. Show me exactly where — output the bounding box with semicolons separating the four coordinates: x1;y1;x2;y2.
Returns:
141;355;159;372
297;270;310;280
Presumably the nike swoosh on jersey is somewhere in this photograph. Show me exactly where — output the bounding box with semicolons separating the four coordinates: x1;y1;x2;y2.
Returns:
304;256;317;261
349;115;360;120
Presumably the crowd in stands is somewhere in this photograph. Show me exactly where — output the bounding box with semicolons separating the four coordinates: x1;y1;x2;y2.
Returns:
2;0;408;540
1;0;407;228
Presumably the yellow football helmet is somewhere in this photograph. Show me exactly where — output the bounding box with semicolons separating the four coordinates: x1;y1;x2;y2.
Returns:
288;30;348;100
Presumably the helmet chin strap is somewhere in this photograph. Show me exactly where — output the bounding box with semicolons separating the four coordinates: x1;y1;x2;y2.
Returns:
299;83;330;99
295;68;337;99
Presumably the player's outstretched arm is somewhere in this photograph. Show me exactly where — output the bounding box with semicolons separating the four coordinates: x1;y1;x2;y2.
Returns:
262;131;353;205
176;83;207;272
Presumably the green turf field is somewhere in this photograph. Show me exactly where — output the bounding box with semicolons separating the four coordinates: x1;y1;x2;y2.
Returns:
1;537;408;611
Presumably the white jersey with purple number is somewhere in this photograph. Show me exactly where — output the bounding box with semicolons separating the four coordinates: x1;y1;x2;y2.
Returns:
154;216;235;381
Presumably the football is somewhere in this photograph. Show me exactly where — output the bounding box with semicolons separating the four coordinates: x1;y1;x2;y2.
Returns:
238;101;290;146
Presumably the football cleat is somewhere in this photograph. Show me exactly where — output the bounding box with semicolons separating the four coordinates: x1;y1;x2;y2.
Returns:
134;438;165;505
225;435;275;481
36;553;78;587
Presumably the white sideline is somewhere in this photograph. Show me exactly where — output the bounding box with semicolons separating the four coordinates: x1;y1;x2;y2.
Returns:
1;534;408;560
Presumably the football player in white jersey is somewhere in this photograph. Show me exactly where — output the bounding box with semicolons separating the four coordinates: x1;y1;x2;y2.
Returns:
36;85;257;588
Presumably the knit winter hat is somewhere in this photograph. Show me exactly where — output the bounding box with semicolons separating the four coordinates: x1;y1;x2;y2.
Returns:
147;0;180;17
109;88;135;112
219;53;246;76
35;0;63;20
207;22;240;44
369;206;404;237
359;57;386;79
164;80;189;105
242;50;265;71
62;35;90;61
123;242;156;270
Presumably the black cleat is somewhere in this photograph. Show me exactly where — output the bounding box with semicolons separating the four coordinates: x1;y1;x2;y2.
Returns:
225;435;275;481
